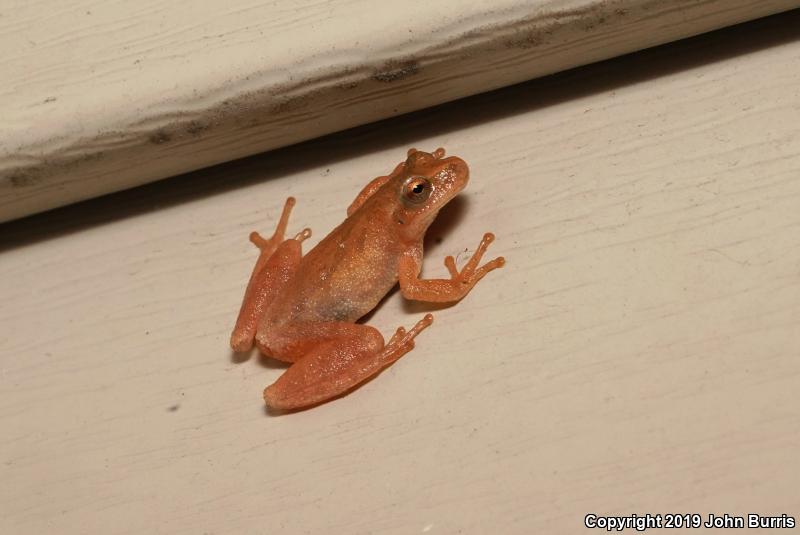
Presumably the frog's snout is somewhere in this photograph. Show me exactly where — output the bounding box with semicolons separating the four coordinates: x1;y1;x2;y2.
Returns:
444;156;469;188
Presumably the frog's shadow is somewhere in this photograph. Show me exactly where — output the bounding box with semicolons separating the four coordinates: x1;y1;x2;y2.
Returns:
230;348;289;369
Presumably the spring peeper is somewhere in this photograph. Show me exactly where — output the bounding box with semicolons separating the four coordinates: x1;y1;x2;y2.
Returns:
230;148;504;410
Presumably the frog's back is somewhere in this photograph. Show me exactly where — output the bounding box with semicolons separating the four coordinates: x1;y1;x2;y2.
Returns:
267;211;406;324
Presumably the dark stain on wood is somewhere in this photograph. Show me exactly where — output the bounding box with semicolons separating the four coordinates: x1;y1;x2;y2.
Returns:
373;60;419;83
149;129;172;144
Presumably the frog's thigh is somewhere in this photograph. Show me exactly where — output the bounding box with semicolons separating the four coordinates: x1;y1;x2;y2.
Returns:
262;322;392;409
257;321;383;363
231;239;302;352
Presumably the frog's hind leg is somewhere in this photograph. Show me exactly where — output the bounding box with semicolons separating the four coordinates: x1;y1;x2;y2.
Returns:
263;314;433;410
230;197;311;352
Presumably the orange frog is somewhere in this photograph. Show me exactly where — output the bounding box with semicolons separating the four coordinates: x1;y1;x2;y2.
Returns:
230;148;505;410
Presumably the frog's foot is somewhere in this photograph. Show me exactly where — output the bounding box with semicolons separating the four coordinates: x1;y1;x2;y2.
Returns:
444;233;505;289
263;316;433;410
293;227;312;243
249;197;296;255
399;233;505;303
384;313;434;359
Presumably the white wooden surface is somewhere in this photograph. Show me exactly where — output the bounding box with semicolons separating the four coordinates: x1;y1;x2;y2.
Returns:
2;0;800;222
2;13;800;535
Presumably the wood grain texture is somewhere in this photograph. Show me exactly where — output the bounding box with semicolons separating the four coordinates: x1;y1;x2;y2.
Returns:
2;0;800;223
1;13;800;535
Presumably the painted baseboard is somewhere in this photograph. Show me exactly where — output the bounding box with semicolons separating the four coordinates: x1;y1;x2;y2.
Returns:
1;0;798;222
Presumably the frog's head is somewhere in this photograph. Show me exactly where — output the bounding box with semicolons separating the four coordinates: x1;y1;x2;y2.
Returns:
392;147;469;241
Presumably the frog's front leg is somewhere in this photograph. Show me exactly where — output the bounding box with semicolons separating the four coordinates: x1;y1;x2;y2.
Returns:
259;315;433;410
230;197;312;352
346;161;406;216
399;233;505;303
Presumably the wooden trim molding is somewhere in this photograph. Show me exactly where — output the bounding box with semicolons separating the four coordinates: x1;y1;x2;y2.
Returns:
1;0;798;222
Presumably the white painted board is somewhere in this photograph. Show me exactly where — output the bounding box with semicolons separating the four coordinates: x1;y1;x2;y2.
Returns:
1;13;799;535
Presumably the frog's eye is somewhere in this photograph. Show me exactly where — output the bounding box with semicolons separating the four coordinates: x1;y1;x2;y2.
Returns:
403;176;432;204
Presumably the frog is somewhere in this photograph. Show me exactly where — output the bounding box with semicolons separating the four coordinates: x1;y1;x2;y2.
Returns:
230;148;505;410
